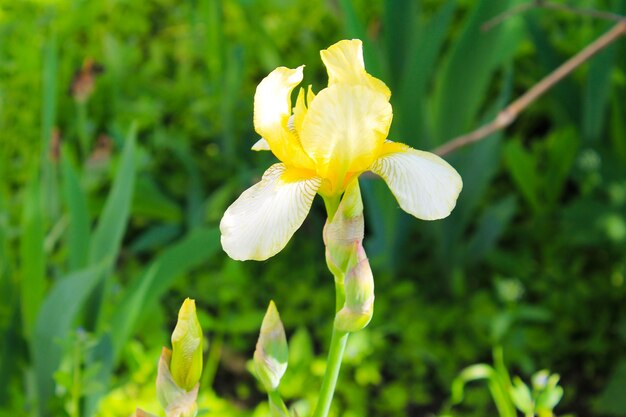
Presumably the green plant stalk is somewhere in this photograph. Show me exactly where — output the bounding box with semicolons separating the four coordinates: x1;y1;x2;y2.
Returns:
488;379;516;417
492;346;517;417
71;335;82;417
311;324;349;417
201;332;222;391
269;389;291;416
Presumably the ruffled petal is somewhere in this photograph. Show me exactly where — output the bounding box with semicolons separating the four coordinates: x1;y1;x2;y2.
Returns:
300;84;392;191
220;164;321;261
253;67;315;169
370;142;462;220
254;66;303;138
320;39;390;99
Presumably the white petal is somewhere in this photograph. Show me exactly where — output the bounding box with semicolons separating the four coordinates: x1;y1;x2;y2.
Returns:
220;164;321;261
251;138;271;151
370;143;462;220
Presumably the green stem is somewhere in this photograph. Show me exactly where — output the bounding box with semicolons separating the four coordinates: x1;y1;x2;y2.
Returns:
71;333;82;417
268;389;290;417
322;195;341;222
312;327;349;417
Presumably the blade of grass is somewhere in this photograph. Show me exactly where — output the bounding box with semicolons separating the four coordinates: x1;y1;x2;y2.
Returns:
33;261;109;417
108;227;220;359
582;38;617;143
364;1;457;270
84;228;220;415
383;0;417;88
524;14;579;122
61;147;91;271
397;0;457;149
582;0;625;142
431;0;512;144
41;31;59;220
85;124;137;331
88;125;136;264
0;192;18;404
19;172;46;340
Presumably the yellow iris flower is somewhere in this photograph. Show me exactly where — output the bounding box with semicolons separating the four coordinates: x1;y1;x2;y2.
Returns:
221;39;462;261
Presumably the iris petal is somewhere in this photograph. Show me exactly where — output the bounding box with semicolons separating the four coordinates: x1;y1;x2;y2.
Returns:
251;138;271;151
370;141;463;220
220;164;321;261
300;84;392;192
320;39;391;99
253;66;315;169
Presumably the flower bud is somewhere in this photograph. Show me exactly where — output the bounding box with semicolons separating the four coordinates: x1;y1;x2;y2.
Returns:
156;348;199;417
323;180;364;278
254;301;288;391
170;298;203;392
334;245;375;333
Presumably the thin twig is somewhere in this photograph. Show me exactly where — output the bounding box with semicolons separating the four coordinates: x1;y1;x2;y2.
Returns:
482;0;624;31
434;19;626;157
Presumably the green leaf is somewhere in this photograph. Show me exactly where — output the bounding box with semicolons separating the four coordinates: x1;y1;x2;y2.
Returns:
19;173;45;339
504;139;541;213
544;128;579;202
465;195;517;264
431;0;512;143
108;227;220;359
132;176;182;222
582;33;617;143
61;149;91;271
524;15;579;122
85;125;137;331
32;261;109;417
509;377;533;413
593;360;626;415
451;364;495;404
397;0;457;149
89;125;137;264
383;0;417;86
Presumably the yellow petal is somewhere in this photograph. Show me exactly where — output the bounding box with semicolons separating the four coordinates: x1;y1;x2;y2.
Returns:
307;85;316;106
370;141;463;220
220;164;321;261
253;66;315;169
321;39;390;99
292;87;307;136
300;84;392;191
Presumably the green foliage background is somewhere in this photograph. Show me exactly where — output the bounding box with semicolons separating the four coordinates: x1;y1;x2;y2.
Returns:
1;0;625;416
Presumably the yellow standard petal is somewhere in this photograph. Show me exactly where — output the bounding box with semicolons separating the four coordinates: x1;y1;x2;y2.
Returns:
320;39;391;99
300;84;392;194
253;66;315;170
370;141;463;220
220;164;321;261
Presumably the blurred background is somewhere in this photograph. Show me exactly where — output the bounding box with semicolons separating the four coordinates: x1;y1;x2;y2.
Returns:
1;0;625;416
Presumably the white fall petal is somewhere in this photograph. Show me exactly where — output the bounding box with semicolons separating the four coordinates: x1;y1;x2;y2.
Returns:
370;145;463;220
251;138;271;151
220;164;321;261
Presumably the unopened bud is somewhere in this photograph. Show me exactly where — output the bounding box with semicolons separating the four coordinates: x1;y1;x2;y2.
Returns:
334;245;375;333
156;348;199;417
323;181;364;278
170;298;203;391
254;301;288;391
